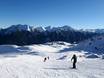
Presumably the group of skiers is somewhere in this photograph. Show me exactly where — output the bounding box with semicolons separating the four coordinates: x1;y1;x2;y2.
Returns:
44;54;77;69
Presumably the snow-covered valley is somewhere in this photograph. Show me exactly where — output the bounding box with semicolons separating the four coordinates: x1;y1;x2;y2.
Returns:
0;41;104;78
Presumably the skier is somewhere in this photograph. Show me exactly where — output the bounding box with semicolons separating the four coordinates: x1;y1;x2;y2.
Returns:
43;56;49;62
71;54;77;69
43;57;47;62
47;56;49;60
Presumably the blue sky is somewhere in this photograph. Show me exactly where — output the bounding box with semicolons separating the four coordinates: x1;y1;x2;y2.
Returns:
0;0;104;29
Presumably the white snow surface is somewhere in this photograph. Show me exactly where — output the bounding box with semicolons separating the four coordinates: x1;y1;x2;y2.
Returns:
0;42;104;78
76;35;104;54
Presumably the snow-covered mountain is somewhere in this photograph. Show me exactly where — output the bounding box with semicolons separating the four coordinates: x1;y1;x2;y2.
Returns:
45;26;52;31
50;25;75;32
1;24;104;34
34;27;46;32
76;35;104;54
80;29;104;33
5;24;32;33
2;25;76;33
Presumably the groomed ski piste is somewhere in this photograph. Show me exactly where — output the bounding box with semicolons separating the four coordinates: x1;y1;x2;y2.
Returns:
0;41;104;78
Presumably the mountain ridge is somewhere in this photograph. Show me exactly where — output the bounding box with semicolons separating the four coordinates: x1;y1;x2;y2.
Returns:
0;24;101;45
0;24;104;34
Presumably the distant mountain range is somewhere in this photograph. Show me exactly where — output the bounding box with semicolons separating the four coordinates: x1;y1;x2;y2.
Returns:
0;24;103;45
0;24;75;34
1;24;104;34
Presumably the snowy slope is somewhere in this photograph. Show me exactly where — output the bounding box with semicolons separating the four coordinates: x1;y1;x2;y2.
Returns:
0;45;31;54
76;35;104;54
0;42;104;78
0;54;103;78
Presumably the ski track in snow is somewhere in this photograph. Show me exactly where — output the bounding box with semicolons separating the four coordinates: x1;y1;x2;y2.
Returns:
0;54;104;78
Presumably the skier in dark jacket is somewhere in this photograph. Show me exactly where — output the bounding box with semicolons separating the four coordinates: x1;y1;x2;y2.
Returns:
71;54;77;69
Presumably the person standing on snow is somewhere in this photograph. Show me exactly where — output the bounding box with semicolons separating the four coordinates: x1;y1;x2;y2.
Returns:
71;54;77;69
